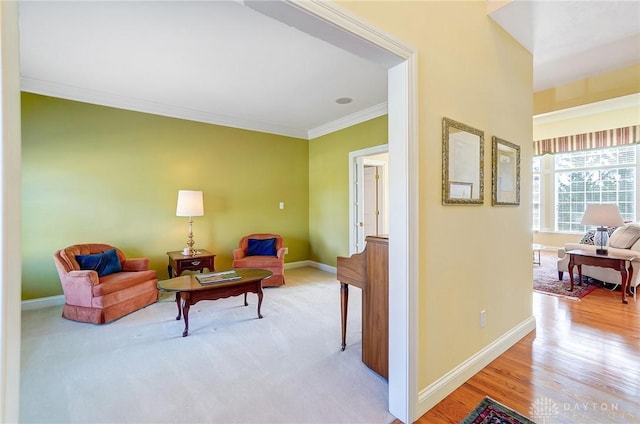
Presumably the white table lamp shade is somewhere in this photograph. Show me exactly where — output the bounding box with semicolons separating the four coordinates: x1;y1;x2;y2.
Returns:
580;204;624;227
176;190;204;217
580;204;624;255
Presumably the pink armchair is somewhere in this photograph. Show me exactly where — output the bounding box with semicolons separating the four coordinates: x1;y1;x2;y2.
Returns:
232;234;285;287
53;243;158;324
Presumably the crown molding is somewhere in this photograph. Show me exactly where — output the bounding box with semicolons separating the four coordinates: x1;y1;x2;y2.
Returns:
22;77;390;141
533;93;640;125
308;102;388;139
20;77;310;140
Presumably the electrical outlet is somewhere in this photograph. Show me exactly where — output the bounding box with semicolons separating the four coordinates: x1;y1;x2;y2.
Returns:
284;247;289;254
480;310;486;328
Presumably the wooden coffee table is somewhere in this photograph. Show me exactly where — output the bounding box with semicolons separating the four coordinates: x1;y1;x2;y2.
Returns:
567;249;635;304
157;268;272;336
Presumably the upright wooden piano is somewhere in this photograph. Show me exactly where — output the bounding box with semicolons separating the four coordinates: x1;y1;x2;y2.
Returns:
336;235;388;379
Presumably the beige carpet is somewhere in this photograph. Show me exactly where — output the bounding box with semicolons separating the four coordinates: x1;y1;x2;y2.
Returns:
20;267;394;424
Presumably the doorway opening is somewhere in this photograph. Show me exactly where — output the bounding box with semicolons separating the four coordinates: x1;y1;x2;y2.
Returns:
349;145;389;254
2;2;418;423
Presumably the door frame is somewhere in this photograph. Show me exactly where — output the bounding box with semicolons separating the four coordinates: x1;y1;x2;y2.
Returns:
349;145;389;255
238;4;420;421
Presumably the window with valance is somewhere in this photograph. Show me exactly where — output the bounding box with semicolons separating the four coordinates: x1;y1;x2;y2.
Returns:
532;125;639;232
533;125;640;156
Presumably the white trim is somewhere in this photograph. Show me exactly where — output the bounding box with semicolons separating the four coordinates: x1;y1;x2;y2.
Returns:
270;3;417;420
306;261;337;274
21;77;311;140
1;1;23;421
21;295;65;311
282;0;414;64
388;58;419;423
308;102;387;139
283;260;314;270
415;317;537;417
22;81;388;142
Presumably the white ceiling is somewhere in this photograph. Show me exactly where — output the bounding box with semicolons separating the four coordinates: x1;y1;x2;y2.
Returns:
18;1;640;140
490;0;640;92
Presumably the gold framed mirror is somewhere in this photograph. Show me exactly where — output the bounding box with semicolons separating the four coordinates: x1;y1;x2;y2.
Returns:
491;136;520;206
442;117;484;205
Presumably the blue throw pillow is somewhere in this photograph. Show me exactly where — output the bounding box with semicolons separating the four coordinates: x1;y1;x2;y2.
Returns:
247;238;277;256
75;248;122;277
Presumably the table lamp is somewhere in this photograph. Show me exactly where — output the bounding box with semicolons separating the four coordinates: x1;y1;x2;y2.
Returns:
176;190;204;256
580;204;624;255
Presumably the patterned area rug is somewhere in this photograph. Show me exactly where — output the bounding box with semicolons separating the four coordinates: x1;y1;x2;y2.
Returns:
533;250;599;300
460;397;535;424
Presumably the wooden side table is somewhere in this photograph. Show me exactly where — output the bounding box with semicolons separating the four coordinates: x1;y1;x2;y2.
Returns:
567;249;635;304
167;249;215;278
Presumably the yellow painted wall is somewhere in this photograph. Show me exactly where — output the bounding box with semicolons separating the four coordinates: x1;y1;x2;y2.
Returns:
308;116;388;265
21;93;310;299
338;1;533;391
533;102;640;140
534;64;640;115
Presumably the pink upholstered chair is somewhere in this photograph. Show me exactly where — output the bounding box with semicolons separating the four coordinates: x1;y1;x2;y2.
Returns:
53;243;158;324
232;234;285;287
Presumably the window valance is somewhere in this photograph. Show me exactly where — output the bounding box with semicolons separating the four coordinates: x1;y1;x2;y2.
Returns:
533;125;640;156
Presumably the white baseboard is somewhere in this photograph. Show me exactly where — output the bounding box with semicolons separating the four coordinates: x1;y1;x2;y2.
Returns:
307;261;336;274
22;295;65;311
285;260;336;274
415;315;537;417
284;260;313;270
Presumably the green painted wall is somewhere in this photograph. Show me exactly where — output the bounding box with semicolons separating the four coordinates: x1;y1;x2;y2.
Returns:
21;93;309;300
308;116;388;266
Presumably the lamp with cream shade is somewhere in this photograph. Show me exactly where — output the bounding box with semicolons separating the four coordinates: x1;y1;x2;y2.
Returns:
580;203;624;255
176;190;204;256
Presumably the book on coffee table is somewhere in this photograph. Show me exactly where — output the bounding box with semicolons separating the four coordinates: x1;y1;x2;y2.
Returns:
196;270;241;285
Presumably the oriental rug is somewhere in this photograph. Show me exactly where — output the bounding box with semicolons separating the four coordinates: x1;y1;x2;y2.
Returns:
460;397;535;424
533;250;599;300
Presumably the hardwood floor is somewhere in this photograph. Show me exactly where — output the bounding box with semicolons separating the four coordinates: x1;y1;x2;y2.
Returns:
416;282;640;423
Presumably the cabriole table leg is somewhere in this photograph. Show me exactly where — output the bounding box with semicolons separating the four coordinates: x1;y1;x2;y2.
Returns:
175;292;181;320
257;285;263;319
181;293;191;337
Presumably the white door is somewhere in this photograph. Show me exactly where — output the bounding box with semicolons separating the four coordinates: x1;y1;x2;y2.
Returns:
363;164;386;239
363;165;379;238
351;151;388;254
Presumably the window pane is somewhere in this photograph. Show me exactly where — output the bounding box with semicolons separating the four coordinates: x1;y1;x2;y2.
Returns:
532;169;540;230
551;145;636;231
